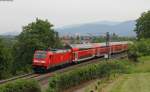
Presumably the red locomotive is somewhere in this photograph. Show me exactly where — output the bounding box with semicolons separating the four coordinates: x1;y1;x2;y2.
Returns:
32;42;128;72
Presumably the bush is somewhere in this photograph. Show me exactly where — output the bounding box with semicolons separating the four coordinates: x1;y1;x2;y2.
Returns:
47;60;130;92
128;39;150;62
129;39;150;56
0;79;41;92
128;43;139;62
128;51;139;63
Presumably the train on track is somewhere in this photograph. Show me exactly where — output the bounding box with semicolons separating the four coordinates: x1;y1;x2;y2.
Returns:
32;42;128;72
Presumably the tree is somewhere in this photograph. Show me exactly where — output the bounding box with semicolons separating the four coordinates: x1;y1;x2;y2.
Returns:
12;18;61;73
0;39;12;79
134;11;150;39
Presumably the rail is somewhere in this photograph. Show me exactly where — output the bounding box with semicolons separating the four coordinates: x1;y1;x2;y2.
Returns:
0;73;34;84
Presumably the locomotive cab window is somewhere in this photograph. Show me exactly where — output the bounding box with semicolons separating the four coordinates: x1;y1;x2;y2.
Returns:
35;51;47;59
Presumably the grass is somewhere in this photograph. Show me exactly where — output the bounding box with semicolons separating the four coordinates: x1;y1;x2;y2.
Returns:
84;75;120;92
132;56;150;73
85;56;150;92
108;73;150;92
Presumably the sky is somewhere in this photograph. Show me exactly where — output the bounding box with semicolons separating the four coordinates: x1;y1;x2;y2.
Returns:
0;0;150;34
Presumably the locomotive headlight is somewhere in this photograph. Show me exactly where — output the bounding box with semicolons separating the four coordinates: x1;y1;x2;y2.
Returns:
41;60;45;63
34;60;39;62
34;60;45;63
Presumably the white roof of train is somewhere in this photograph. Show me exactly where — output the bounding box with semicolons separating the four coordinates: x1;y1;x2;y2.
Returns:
70;43;93;49
70;41;130;49
93;41;129;47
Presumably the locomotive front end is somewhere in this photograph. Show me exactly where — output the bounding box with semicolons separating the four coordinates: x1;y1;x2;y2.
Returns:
32;50;49;72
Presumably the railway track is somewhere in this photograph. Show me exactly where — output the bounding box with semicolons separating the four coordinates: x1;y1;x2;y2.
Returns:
0;73;34;84
0;52;127;86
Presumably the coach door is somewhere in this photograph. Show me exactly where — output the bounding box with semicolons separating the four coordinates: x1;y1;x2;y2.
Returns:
73;52;78;61
97;48;100;56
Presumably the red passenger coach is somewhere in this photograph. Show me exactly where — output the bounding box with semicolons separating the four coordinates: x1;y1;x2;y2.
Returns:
110;42;128;53
93;43;110;57
70;44;96;62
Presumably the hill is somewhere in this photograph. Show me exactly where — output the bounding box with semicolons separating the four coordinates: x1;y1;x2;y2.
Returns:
56;20;136;37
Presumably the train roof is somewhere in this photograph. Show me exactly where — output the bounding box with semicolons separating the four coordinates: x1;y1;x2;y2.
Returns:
70;43;93;49
69;41;129;49
92;41;129;47
35;49;71;54
50;49;70;53
110;41;130;45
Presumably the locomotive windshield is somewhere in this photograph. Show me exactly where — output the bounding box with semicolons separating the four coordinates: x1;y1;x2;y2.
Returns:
35;51;47;59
